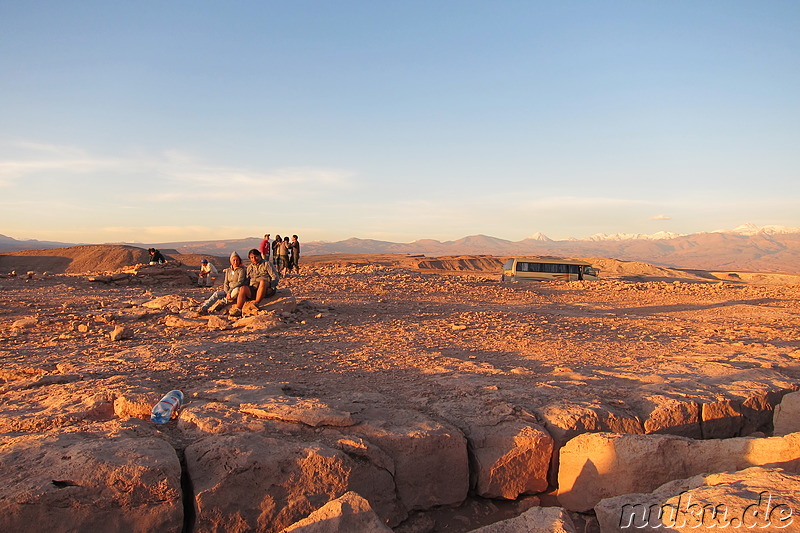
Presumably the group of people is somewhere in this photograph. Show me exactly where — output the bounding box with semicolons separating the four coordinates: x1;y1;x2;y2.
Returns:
188;233;301;316
259;234;300;276
198;248;280;316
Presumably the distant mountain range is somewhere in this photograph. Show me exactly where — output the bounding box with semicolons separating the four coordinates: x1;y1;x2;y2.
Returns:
0;234;73;253
2;224;799;272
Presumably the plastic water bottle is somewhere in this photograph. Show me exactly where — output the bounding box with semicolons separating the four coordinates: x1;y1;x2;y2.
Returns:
151;390;184;424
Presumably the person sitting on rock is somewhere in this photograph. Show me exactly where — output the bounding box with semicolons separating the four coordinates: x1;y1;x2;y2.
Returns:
198;252;247;314
197;258;218;287
241;249;278;307
148;248;166;265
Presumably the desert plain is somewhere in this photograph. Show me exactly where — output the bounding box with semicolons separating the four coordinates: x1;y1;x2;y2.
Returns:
2;245;800;532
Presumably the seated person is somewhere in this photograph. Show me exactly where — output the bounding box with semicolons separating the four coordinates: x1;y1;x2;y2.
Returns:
197;259;218;287
241;249;277;308
198;252;247;314
148;248;167;265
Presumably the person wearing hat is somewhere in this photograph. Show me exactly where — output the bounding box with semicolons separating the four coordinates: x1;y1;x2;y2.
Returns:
198;252;247;314
197;258;218;287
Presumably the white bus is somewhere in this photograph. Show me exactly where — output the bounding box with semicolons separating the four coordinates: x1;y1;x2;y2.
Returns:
501;257;599;282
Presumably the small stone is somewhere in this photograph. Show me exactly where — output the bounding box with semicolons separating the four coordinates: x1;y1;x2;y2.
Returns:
110;325;133;341
12;318;39;329
207;316;230;330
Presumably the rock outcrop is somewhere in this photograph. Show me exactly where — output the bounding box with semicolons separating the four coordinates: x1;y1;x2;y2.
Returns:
595;467;800;532
774;391;800;436
470;506;577;533
557;431;800;512
281;491;392;532
185;434;359;533
0;432;183;533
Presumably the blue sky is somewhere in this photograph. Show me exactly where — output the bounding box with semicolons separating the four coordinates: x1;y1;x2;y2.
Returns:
1;1;798;244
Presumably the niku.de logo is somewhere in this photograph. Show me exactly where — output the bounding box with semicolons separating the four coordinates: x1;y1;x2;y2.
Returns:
618;490;794;529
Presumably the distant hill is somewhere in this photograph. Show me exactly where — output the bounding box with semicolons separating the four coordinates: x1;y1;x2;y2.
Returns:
293;229;800;273
0;245;153;274
2;225;799;273
141;227;800;272
0;234;74;253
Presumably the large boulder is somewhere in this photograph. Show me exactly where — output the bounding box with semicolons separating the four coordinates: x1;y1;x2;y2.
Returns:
740;388;794;435
701;398;745;439
429;394;552;500
538;401;643;485
595;467;800;531
557;431;800;512
0;432;183;532
774;391;800;436
185;434;353;533
282;491;392;532
635;395;701;438
184;433;399;532
346;407;469;512
467;420;553;499
470;506;577;533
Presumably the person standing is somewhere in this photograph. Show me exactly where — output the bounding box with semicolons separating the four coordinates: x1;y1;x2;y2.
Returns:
272;235;282;269
277;236;290;276
259;234;271;260
289;234;301;274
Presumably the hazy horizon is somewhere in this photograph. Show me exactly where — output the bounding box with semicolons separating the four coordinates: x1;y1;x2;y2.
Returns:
3;221;798;248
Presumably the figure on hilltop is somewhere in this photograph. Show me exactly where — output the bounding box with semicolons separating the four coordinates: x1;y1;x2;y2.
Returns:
276;236;290;276
289;234;301;274
272;234;282;270
259;234;271;260
198;252;247;314
148;248;166;265
197;258;218;287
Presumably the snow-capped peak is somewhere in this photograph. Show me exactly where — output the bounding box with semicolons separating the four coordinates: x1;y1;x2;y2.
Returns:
584;231;683;242
526;232;553;241
725;223;800;236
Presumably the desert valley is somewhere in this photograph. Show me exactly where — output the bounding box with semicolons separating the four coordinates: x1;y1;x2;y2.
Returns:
1;244;800;532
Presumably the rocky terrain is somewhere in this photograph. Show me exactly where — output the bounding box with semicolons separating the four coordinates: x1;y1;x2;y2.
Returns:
2;247;800;532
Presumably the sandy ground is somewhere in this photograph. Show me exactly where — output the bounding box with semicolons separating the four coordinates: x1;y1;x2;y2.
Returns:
2;252;800;531
3;253;800;418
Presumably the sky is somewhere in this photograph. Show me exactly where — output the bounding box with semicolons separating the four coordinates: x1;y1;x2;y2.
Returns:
1;1;799;244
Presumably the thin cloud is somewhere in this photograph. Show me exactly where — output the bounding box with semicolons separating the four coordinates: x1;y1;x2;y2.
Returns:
153;165;355;201
100;225;259;241
650;214;672;220
0;141;355;197
0;155;123;185
520;196;648;209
